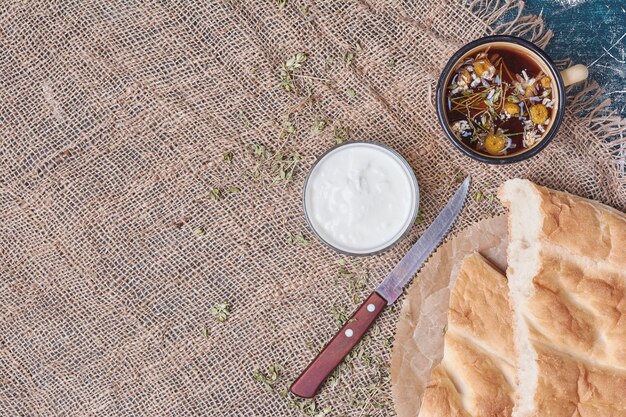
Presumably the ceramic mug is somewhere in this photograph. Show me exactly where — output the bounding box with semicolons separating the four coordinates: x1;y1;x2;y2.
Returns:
436;35;588;164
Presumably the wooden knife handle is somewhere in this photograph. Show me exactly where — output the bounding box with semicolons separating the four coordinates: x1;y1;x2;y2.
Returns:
290;291;387;398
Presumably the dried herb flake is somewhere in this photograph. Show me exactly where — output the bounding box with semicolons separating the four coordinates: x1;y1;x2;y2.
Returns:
290;232;309;246
210;187;223;201
311;120;327;135
209;303;230;323
344;51;354;67
473;190;485;202
279;52;308;92
333;123;350;144
414;208;424;225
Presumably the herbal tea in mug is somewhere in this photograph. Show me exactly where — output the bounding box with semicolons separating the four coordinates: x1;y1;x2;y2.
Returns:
444;46;556;157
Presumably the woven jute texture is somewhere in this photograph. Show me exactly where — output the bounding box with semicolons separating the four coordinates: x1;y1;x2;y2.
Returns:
1;1;624;416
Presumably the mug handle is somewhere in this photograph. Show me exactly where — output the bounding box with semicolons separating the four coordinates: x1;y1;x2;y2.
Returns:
560;64;588;87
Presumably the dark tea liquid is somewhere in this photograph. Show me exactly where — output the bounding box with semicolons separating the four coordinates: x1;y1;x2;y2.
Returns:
445;45;555;157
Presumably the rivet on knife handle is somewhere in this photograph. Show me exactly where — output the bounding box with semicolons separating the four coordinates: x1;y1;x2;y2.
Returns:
290;291;387;398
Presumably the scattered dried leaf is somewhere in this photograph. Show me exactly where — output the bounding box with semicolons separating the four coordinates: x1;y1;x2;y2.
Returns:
271;151;301;183
344;51;354;67
333;123;350;144
247;143;302;184
473;190;485;202
209;303;230;323
210;187;223;201
330;304;349;326
289;232;309;246
311;120;327;135
280;121;297;139
252;364;284;389
414;208;424;225
279;52;308;92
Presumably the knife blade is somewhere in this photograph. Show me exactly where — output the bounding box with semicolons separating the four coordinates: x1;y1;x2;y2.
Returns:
376;175;471;304
290;175;470;398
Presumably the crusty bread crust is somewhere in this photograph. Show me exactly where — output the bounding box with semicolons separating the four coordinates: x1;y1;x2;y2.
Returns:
499;179;626;417
531;342;626;417
419;365;471;417
532;183;626;272
419;253;516;417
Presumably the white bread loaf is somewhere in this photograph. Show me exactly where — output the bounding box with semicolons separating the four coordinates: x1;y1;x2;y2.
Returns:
419;252;516;417
498;179;626;417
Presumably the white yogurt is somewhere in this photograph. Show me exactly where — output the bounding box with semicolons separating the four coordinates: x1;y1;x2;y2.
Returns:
304;143;418;254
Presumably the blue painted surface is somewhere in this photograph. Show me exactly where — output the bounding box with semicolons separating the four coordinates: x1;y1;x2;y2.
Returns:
523;0;626;116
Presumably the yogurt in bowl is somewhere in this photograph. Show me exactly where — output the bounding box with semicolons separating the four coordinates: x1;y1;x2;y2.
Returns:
303;142;419;256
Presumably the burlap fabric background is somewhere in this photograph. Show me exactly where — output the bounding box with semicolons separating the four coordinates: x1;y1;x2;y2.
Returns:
1;1;624;416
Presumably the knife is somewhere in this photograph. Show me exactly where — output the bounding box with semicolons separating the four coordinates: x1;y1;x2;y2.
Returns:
290;175;470;398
